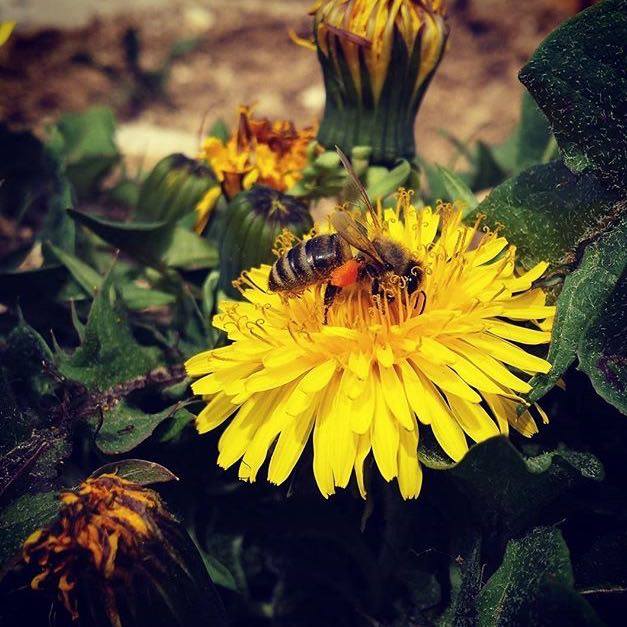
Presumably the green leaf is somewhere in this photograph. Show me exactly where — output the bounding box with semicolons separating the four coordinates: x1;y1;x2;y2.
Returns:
476;527;576;626
91;459;179;485
159;407;195;442
57;274;160;391
578;271;627;413
366;160;411;200
492;92;556;175
0;491;58;570
95;402;188;455
519;0;627;191
68;209;218;270
448;437;603;533
162;226;219;269
436;165;478;215
475;160;619;267
45;242;102;296
49;106;119;199
529;212;627;403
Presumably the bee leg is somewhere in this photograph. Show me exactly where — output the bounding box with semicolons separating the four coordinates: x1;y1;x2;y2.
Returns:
323;283;342;324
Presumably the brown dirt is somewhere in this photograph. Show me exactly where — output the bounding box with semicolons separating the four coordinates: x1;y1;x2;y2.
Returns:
0;0;596;166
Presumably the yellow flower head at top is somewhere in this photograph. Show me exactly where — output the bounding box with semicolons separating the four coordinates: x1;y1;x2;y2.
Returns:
200;105;316;200
23;474;174;621
312;0;448;102
186;191;555;500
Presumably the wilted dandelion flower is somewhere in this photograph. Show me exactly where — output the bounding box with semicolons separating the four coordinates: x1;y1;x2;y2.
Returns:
312;0;448;163
23;475;183;623
186;192;555;499
200;105;316;201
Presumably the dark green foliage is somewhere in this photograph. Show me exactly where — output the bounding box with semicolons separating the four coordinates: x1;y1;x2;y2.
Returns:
48;107;120;200
530;212;627;404
1;3;627;626
519;0;627;191
475;161;619;268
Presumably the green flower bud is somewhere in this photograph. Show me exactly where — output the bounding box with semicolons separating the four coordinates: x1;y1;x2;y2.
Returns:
136;153;220;233
219;185;313;298
312;0;449;165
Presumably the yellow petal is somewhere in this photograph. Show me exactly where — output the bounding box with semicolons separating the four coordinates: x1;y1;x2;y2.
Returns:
195;394;237;434
486;321;552;345
245;359;316;393
239;387;295;481
371;382;399;481
284;360;337;416
418;373;468;462
267;404;317;485
350;374;376;434
399;360;430;425
446;394;500;443
397;426;422;500
313;379;340;498
379;365;415;430
463;335;551;374
440;340;507;394
482;393;510;435
471;236;508;266
411;356;482;403
217;391;279;469
446;339;531;393
354;434;372;499
506;261;549;292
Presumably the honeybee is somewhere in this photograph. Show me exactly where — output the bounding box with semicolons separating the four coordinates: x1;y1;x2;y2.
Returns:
268;149;424;321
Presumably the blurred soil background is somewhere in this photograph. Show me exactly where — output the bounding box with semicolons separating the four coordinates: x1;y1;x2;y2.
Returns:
0;0;596;169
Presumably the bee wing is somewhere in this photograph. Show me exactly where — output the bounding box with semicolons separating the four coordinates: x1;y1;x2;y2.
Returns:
330;212;382;262
335;146;382;230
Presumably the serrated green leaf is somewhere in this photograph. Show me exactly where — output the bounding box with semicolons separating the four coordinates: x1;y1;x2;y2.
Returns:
57;274;160;390
519;0;627;191
530;212;627;403
95;402;186;454
91;459;179;485
476;527;575;626
475;160;619;267
578;271;627;414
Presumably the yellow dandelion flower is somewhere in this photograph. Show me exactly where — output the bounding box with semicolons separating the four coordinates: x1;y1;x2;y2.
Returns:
23;475;174;621
200;105;316;200
186;192;555;500
311;0;448;162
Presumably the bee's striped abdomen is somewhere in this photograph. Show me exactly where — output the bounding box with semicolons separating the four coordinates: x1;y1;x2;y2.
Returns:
269;234;351;292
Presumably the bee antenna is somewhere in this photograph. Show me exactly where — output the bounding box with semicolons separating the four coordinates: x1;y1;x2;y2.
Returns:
335;146;381;229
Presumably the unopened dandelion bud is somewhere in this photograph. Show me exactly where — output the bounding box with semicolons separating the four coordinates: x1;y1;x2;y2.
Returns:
219;185;313;298
312;0;449;164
